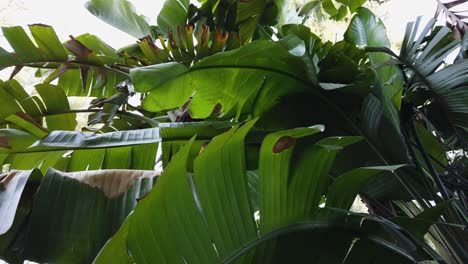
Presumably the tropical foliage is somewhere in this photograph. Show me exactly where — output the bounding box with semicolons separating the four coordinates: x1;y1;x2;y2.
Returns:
0;0;467;263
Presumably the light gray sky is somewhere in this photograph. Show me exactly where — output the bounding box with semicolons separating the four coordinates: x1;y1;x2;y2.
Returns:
0;0;438;48
0;0;442;81
0;0;164;48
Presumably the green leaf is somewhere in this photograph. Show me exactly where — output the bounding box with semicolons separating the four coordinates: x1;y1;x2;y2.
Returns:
1;26;42;62
336;0;366;12
345;8;404;132
96;125;436;262
129;62;188;93
0;85;22;122
0;26;125;98
0;121;230;157
24;168;157;263
326;165;405;210
0;80;44;119
322;0;338;16
85;0;153;39
399;19;468;141
193;120;258;259
0;207;29;263
5;113;48;138
236;0;268;44
392;200;452;240
0;129;37;153
93;216;134;264
75;33;122;60
35;84;77;131
0;26;123;82
136;40;317;119
125;136;220;263
29;24;68;60
0;170;40;235
258;126;325;233
30;124;222;151
157;0;190;35
412;123;447;173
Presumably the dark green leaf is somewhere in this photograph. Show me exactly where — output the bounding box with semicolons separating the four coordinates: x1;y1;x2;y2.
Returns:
0;170;40;235
24;169;157;263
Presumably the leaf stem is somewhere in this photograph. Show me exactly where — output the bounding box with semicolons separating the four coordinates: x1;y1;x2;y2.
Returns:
43;109;158;127
18;60;130;77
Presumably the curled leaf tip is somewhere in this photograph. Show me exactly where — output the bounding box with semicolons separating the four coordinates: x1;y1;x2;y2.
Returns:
168;29;178;49
200;25;210;46
216;29;229;42
185;24;194;33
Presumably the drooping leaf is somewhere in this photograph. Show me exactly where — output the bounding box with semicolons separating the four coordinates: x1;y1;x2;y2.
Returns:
157;0;190;36
0;170;40;235
129;62;188;93
29;121;229;151
5;113;48;138
326;165;405;210
35;84;77;131
392;200;453;240
193;120;259;259
92;216;134;264
24;168;157;263
345;8;404;132
135;39;317;119
85;0;154;39
29;24;69;60
1;26;43;63
236;0;268;44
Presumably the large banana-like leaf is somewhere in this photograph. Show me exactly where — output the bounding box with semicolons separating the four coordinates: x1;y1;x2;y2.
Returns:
0;170;41;235
344;8;404;133
85;0;154;39
236;0;268;44
0;168;157;263
133;36;317;119
95;122;438;263
0;121;232;174
157;0;190;36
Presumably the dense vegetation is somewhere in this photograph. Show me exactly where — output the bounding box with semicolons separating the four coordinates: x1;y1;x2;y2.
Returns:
0;0;467;263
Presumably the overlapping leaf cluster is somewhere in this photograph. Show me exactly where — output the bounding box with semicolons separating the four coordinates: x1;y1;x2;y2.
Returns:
0;0;467;263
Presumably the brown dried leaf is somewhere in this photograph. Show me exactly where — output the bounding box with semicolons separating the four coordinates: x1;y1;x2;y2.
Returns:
80;65;90;92
273;136;296;153
15;112;48;133
0;171;18;189
45;63;71;83
0;135;12;149
9;66;23;80
445;0;467;9
211;103;222;115
65;170;159;198
64;35;92;60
